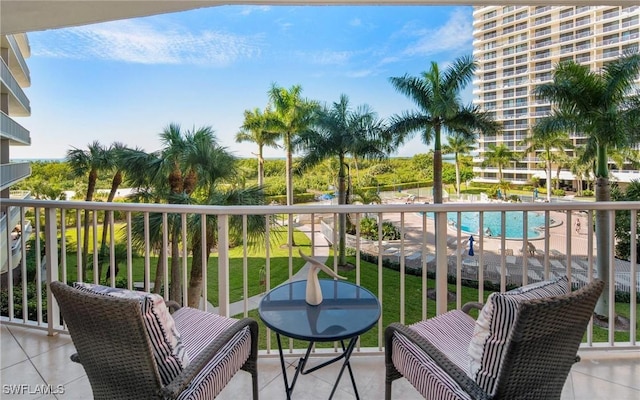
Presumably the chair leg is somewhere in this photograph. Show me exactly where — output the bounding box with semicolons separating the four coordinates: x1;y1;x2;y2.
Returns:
385;380;392;400
252;369;259;400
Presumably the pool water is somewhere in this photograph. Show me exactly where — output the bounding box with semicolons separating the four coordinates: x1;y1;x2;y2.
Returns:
419;211;549;239
448;211;548;239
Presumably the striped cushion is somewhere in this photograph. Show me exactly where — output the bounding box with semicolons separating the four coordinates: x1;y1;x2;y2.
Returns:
392;310;475;400
468;276;569;395
73;283;190;386
173;308;252;400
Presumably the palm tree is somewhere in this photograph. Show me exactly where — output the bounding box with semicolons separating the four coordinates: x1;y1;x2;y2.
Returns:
294;94;388;266
522;127;573;202
66;140;109;277
125;124;210;302
99;142;132;278
533;52;640;319
482;143;518;182
236;108;279;187
125;124;268;306
443;133;475;197
265;84;319;206
388;55;499;205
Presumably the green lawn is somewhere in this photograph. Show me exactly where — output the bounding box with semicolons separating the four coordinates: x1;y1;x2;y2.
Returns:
59;225;311;305
238;254;639;350
56;223;637;349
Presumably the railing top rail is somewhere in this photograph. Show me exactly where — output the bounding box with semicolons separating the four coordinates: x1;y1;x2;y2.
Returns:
3;198;640;215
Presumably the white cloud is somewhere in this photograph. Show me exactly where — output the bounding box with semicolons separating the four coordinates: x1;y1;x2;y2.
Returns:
346;69;374;78
32;19;262;66
306;50;354;66
402;8;472;57
350;18;362;27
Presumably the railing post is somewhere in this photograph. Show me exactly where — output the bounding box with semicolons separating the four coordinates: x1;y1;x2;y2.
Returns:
45;207;60;336
435;211;448;315
217;214;230;317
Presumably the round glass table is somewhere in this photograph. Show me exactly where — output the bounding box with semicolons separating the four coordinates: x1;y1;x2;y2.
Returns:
259;279;380;399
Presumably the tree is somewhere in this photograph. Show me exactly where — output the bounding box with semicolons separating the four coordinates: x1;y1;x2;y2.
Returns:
612;180;640;263
125;124;212;302
99;142;132;279
125;124;267;306
388;55;499;204
294;94;388;266
443;133;475;197
265;84;319;206
482;143;518;182
66;140;109;277
533;52;640;319
236;108;279;187
522;127;573;202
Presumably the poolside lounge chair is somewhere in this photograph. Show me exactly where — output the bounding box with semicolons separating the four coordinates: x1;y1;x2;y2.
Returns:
50;281;259;400
385;277;604;400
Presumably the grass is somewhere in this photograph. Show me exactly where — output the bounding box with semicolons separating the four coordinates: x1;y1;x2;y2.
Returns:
239;254;639;350
56;223;637;349
58;225;311;305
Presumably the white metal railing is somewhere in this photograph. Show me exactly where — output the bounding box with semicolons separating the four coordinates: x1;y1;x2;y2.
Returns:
0;198;638;353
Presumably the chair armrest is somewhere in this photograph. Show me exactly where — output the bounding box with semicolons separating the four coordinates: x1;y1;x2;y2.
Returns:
165;300;181;314
462;302;484;315
159;317;258;400
385;322;489;400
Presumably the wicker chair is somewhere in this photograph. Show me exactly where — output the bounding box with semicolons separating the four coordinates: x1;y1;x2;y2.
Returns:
50;281;259;400
385;279;604;400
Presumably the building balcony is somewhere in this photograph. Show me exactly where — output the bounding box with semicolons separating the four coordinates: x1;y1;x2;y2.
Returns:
0;111;31;145
1;34;31;87
0;162;31;191
0;59;30;116
0;199;638;399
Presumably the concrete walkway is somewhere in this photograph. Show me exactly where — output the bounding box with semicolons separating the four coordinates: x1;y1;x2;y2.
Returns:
216;223;331;316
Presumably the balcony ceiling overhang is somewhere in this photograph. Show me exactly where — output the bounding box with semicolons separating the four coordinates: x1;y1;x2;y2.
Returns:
1;0;638;35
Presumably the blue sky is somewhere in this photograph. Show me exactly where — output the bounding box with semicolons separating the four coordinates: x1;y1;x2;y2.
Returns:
14;5;475;160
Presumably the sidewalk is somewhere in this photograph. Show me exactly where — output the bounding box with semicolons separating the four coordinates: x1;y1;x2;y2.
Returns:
214;223;331;316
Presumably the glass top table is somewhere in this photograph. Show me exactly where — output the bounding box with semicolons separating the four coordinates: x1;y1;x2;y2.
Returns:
259;279;381;399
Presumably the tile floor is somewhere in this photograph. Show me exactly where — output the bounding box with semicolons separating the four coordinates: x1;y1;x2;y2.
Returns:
1;323;639;399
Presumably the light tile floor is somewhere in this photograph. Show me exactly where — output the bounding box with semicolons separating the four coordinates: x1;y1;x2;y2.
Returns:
1;323;639;399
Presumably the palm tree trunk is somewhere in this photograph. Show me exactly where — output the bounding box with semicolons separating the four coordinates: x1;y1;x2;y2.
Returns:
433;127;443;204
257;147;264;187
82;169;98;278
285;134;296;246
337;160;347;266
594;146;611;319
101;170;122;280
170;233;182;304
454;154;461;197
153;255;164;294
545;160;553;202
188;232;208;308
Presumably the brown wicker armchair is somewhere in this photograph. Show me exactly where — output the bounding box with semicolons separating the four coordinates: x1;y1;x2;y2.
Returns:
50;281;259;400
385;278;604;400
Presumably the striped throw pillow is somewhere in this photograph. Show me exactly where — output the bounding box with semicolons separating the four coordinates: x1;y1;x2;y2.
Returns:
73;283;190;386
468;276;569;395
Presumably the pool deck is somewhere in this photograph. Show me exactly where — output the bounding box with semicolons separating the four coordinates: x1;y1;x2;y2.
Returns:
371;196;636;290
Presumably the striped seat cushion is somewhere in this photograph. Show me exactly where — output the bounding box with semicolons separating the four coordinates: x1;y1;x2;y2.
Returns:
173;308;252;400
73;283;189;386
392;310;475;400
468;276;569;395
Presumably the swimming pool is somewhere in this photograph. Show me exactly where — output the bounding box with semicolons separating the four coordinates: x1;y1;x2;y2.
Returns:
419;211;550;239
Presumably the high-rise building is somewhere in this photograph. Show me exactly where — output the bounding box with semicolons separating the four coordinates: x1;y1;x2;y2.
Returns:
472;5;640;188
1;33;32;279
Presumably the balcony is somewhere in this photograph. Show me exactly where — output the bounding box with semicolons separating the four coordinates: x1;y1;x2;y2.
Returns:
1;325;638;399
0;59;31;116
0;162;31;191
0;198;638;399
0;111;31;145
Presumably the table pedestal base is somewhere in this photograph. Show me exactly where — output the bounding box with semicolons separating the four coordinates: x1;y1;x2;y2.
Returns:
276;333;360;400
